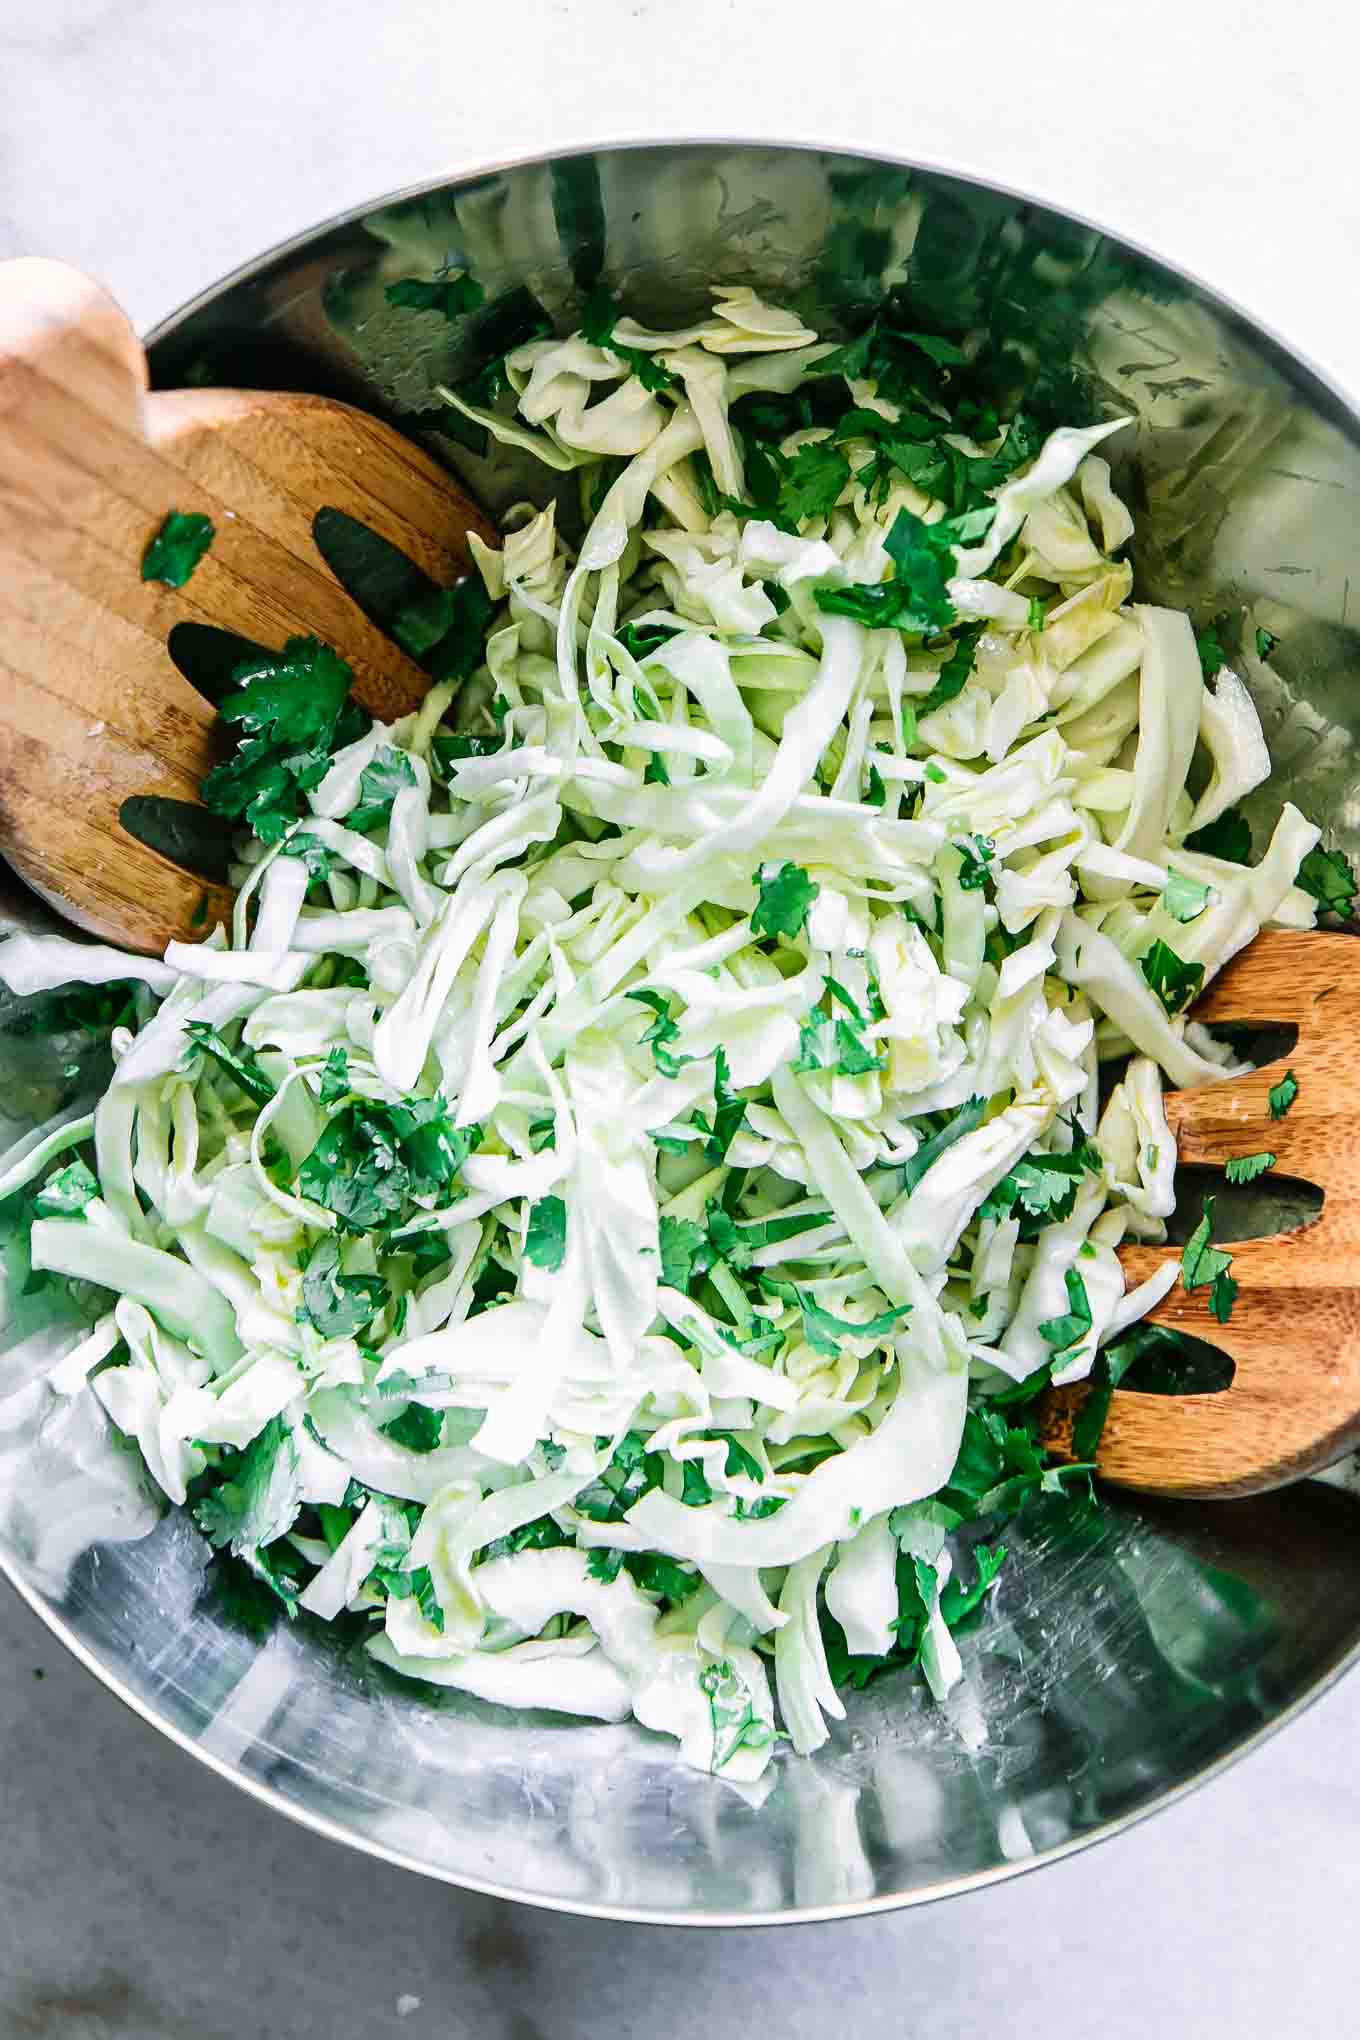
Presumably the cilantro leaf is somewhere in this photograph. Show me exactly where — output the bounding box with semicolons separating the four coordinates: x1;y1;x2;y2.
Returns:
981;1139;1101;1240
318;1046;350;1107
699;1048;745;1166
765;1279;909;1356
586;1545;624;1583
185;1020;276;1107
793;1014;885;1077
956;834;996;892
142;510;214;588
775;441;851;525
1255;627;1279;661
680;1460;715;1506
1183;807;1251;864
710;1431;764;1482
347;746;417;832
1296;843;1357;919
524;1195;567;1272
1195;616;1228;678
572;1431;665;1522
1139;938;1204;1015
203;637;367;845
1161;869;1213;923
625;1550;698;1603
33;1158;99;1218
939;1541;1007;1628
579;283;678;391
616;619;681;662
814;507;961;633
1224;1151;1275;1184
378;1403;444;1453
392;575;494;684
657;1214;707;1292
751;860;819;940
899;1097;987;1199
1181;1197;1236;1325
1037;1265;1093;1363
297;1097;477;1234
193;1417;304;1611
1070;1336;1140;1461
625;987;694;1079
1268;1069;1299;1119
299;1235;388;1339
385;272;484;320
919;625;983;717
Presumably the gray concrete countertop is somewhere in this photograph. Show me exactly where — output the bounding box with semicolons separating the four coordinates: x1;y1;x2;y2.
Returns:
2;2;1358;2031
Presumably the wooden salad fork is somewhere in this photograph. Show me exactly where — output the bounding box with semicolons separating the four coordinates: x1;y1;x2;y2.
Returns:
0;257;495;954
1042;927;1360;1497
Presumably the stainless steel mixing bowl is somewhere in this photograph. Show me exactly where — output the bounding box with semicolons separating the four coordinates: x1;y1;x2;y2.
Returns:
2;142;1359;1924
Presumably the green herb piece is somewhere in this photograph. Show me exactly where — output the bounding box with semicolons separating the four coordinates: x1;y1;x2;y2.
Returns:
385;272;484;320
317;1502;354;1554
193;1417;304;1612
1256;627;1279;661
919;625;984;718
980;1137;1102;1239
572;1431;665;1523
280;832;334;882
1268;1069;1299;1119
774;441;851;525
318;1046;350;1107
1296;843;1357;919
709;1431;763;1483
764;1278;909;1357
141;510;215;588
956;834;996;892
477;1515;572;1563
751;860;820;940
580;283;679;391
793;1013;885;1078
625;1550;698;1602
586;1545;624;1583
297;1097;477;1234
625;987;694;1079
864;759;887;807
1161;869;1213;923
299;1236;388;1339
698;1048;745;1166
1027;595;1045;632
392;575;494;684
616;619;681;662
33;1159;99;1218
1140;938;1204;1015
1070;1337;1140;1461
1037;1266;1093;1364
1194;616;1228;678
939;1541;1007;1628
378;1403;444;1453
680;1459;715;1506
524;1194;567;1272
1181;1197;1237;1322
815;506;967;634
203;636;368;844
899;1097;987;1199
1183;806;1251;864
347;746;417;832
1224;1151;1275;1184
528;1116;557;1153
184;1020;276;1107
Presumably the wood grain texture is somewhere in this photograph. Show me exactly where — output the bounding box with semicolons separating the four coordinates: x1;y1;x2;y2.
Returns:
0;257;495;954
1042;929;1360;1497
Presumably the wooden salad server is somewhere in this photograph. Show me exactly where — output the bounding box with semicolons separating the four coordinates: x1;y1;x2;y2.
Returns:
1042;928;1360;1498
0;256;495;955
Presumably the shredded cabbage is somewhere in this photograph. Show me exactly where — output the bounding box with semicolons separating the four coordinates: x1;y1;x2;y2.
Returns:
0;280;1324;1782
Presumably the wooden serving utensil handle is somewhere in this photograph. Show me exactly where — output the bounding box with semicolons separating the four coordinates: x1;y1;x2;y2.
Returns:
0;257;495;954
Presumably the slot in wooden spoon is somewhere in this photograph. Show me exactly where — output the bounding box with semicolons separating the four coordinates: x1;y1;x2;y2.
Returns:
0;257;496;954
1041;928;1360;1497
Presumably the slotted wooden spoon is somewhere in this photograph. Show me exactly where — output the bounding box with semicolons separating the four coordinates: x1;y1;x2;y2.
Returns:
1042;926;1360;1497
0;256;496;953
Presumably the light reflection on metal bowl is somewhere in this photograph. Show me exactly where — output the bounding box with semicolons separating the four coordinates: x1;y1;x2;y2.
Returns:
1;142;1359;1923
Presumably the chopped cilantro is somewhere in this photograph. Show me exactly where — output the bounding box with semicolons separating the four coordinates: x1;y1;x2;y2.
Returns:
680;1459;715;1506
141;510;214;588
392;575;494;684
297;1097;478;1234
1181;1198;1237;1321
524;1194;567;1272
751;860;819;940
1161;869;1212;923
1194;616;1228;678
763;1278;909;1356
184;1020;276;1107
981;1137;1102;1240
1037;1265;1093;1364
586;1545;624;1583
1255;627;1279;661
1183;806;1251;864
347;746;417;832
793;1013;885;1077
1070;1338;1139;1461
318;1046;350;1107
193;1418;304;1612
385;272;484;321
299;1235;388;1339
814;506;964;634
658;1216;706;1291
378;1403;444;1453
1140;938;1204;1015
580;283;679;391
1224;1151;1275;1184
477;1515;571;1563
33;1158;99;1218
203;637;368;845
1296;843;1357;919
698;1048;745;1166
709;1431;764;1483
956;834;996;892
626;1550;698;1603
572;1432;665;1522
939;1541;1007;1628
919;625;984;718
625;987;694;1079
899;1097;987;1198
1268;1069;1299;1119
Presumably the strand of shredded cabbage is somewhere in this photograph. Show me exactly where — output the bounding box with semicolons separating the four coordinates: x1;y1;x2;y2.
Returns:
0;282;1322;1783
